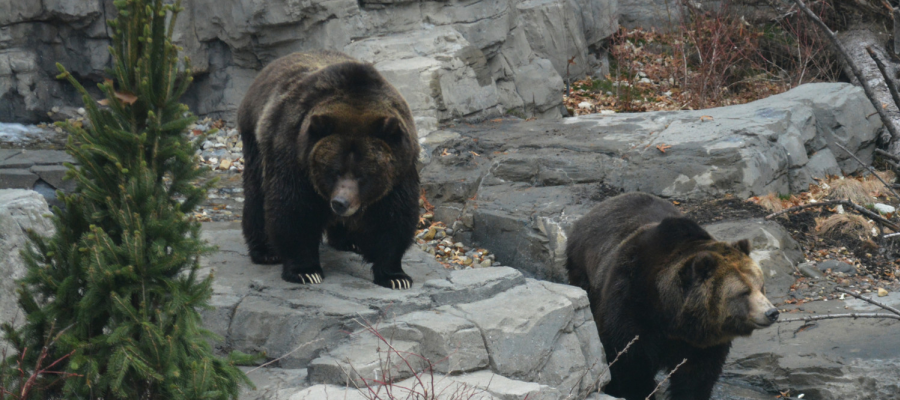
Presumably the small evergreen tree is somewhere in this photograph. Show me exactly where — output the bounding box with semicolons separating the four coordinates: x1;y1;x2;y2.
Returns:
1;0;254;398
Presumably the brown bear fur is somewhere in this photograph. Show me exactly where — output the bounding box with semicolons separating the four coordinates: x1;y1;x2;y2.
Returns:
238;50;420;289
566;192;778;400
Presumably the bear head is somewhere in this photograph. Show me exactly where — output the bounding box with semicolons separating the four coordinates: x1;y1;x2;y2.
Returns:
290;62;419;218
303;104;417;217
642;217;779;348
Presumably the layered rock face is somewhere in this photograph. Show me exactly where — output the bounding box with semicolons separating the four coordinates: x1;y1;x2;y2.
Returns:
421;83;880;284
1;0;618;135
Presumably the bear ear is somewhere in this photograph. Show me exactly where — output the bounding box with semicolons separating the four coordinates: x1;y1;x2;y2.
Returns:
654;217;712;250
375;116;404;145
733;239;751;255
306;114;334;142
681;252;718;287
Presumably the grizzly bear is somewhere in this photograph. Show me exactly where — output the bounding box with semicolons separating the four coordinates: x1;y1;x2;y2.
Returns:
237;50;420;289
566;192;779;400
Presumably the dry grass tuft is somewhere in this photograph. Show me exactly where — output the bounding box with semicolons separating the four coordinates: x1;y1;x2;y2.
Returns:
754;193;785;212
862;171;897;198
827;177;872;205
815;213;872;239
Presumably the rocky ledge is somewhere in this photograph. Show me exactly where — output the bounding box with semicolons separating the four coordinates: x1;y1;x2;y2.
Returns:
197;222;611;400
422;82;880;284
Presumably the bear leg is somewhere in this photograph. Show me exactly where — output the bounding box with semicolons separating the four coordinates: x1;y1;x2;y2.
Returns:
356;181;418;290
665;344;730;400
241;133;281;264
264;170;328;285
604;349;658;400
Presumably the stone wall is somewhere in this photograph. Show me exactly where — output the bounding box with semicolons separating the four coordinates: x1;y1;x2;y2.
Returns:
0;0;618;136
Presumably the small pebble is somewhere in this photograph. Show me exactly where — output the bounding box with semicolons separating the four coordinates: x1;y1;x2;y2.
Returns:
878;288;889;297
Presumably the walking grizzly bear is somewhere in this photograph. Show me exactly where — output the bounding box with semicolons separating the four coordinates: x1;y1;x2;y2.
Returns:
566;192;779;400
238;50;420;289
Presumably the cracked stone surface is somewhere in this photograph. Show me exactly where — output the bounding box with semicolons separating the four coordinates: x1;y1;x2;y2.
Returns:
421;83;879;283
0;0;618;134
198;222;608;400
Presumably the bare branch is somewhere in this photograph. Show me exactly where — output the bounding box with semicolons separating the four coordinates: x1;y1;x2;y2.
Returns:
835;142;900;201
835;287;900;316
566;336;639;400
865;46;900;114
645;358;687;400
790;0;900;140
765;199;900;231
247;338;323;374
778;313;900;322
876;148;900;162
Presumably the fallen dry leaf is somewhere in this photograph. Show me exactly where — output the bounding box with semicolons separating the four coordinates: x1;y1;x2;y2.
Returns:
115;91;138;105
700;115;714;121
656;144;672;153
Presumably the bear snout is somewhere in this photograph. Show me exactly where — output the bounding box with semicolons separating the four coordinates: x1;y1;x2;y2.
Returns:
749;291;778;328
331;198;351;215
765;307;779;323
331;177;360;217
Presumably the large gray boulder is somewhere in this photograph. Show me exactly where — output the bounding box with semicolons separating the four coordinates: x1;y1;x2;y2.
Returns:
421;82;877;283
199;222;609;400
0;190;53;332
1;0;618;136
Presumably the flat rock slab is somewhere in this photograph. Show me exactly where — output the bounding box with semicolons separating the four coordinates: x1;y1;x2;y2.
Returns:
720;296;900;400
422;83;869;283
201;222;608;400
0;150;76;207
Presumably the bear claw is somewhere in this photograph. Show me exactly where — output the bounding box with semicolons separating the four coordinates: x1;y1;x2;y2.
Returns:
389;279;412;290
298;273;323;284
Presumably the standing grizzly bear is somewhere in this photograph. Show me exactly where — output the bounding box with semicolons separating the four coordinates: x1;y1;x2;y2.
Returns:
237;50;420;289
566;192;779;400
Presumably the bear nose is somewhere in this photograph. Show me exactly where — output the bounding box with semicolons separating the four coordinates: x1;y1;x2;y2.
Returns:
331;198;350;215
765;307;779;322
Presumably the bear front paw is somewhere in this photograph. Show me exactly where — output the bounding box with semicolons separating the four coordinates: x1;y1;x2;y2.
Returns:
281;270;324;285
281;261;325;284
374;274;413;290
250;249;282;264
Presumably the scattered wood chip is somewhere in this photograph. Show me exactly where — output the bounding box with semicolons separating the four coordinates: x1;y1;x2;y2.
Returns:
700;115;714;121
656;144;672;153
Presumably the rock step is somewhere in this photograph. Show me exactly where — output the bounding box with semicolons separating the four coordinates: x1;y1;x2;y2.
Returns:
199;222;609;400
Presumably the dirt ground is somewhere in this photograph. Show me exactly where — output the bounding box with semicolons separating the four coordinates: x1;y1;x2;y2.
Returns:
676;195;900;306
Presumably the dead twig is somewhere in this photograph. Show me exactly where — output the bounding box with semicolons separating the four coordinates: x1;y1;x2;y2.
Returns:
876;148;900;162
247;338;323;374
836;287;900;316
778;313;900;323
645;358;687;400
835;142;900;201
765;199;900;231
790;0;900;140
865;46;900;114
565;336;639;400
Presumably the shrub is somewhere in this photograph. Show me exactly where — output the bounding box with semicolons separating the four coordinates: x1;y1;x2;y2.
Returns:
0;0;254;398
